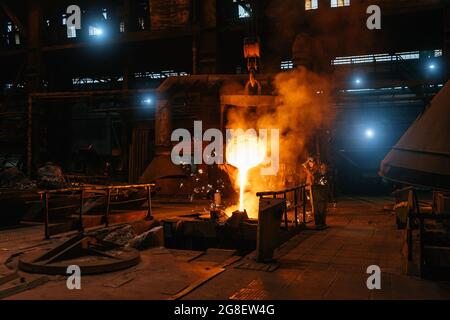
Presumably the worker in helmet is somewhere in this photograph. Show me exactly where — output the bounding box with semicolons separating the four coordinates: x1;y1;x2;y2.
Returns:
303;157;319;219
303;157;329;228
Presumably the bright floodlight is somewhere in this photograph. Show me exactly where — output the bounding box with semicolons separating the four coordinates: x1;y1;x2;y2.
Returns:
429;64;436;70
142;97;153;105
355;78;362;85
89;26;103;36
365;129;374;138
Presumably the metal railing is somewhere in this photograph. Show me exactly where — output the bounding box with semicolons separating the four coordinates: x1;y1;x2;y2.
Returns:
38;183;155;239
256;184;309;230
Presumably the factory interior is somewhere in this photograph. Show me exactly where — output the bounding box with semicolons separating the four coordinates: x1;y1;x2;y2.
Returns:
0;0;450;303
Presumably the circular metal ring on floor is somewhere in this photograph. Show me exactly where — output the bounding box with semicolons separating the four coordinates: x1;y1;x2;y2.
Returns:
17;233;141;275
18;247;141;275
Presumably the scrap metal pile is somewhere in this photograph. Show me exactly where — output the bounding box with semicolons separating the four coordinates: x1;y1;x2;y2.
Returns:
0;161;152;226
0;162;67;190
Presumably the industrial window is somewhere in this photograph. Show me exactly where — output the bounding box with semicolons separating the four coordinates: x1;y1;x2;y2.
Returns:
233;0;252;19
305;0;318;10
72;78;101;85
102;8;108;20
331;0;350;7
331;51;428;65
398;51;419;60
281;60;294;70
134;70;189;79
67;26;77;38
120;21;125;33
238;5;251;18
5;22;21;44
138;17;145;30
61;14;77;38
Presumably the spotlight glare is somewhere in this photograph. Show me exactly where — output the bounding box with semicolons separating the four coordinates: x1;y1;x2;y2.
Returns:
429;64;435;70
89;26;104;37
365;129;374;138
142;97;153;105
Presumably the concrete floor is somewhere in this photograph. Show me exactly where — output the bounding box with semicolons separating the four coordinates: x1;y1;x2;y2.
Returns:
1;196;450;300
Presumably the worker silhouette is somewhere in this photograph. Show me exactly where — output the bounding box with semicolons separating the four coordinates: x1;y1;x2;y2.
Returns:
303;157;328;228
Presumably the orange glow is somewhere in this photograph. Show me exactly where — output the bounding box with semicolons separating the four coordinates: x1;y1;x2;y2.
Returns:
226;132;266;212
221;67;334;219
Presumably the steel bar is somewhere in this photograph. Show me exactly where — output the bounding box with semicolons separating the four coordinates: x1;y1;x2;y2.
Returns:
0;276;49;300
294;189;298;227
27;96;32;176
79;189;84;232
302;187;307;225
146;185;153;219
256;185;307;197
105;188;111;227
419;217;425;277
283;192;288;230
0;272;19;286
37;183;155;194
407;217;413;261
43;193;49;240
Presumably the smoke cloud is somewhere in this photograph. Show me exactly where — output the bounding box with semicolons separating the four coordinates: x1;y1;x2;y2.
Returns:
223;67;335;217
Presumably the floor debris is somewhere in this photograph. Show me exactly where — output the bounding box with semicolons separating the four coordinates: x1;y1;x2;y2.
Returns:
0;273;49;299
103;275;135;288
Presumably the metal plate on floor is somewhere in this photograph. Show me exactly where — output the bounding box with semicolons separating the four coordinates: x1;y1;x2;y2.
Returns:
229;279;269;300
18;234;140;275
234;260;279;272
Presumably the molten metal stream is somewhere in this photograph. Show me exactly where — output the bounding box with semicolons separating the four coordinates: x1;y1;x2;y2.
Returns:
238;169;248;212
226;132;266;212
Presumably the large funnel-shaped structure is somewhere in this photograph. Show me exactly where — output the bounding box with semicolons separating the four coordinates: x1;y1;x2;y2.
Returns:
379;81;450;191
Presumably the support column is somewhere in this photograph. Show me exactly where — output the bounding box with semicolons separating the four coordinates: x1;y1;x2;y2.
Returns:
197;0;217;74
26;0;42;176
27;96;32;176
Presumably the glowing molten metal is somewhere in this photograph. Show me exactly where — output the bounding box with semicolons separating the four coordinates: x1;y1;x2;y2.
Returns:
226;132;266;212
